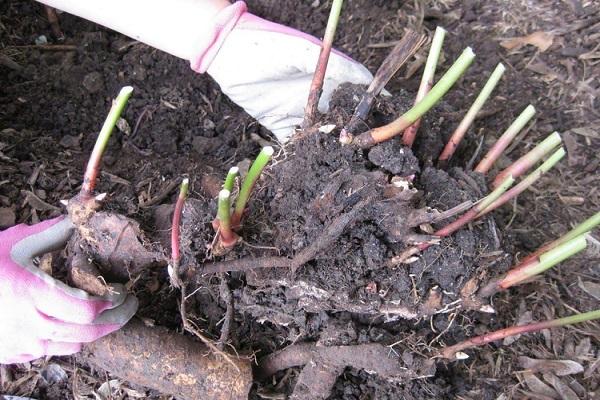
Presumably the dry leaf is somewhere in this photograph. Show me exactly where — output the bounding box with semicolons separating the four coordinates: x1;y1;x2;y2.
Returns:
501;31;554;52
578;278;600;301
519;356;584;376
542;373;580;400
521;371;559;399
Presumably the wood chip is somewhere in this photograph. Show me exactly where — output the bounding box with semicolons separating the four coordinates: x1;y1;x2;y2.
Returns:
21;190;60;212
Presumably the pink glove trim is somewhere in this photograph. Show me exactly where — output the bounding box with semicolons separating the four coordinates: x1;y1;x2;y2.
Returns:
190;0;354;73
190;1;248;73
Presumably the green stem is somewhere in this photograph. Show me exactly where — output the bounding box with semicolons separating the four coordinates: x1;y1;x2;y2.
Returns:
518;211;600;266
354;47;475;148
440;308;600;359
438;62;505;163
478;147;565;217
82;86;133;195
418;176;514;251
231;146;274;227
402;26;446;147
492;131;561;188
217;189;236;244
498;234;587;289
475;105;536;174
223;166;239;193
303;0;344;127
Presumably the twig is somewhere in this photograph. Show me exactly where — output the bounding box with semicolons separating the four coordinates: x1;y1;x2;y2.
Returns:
437;63;505;166
340;31;426;140
351;47;475;148
44;6;64;41
303;0;344;127
474;105;536;174
402;26;446;148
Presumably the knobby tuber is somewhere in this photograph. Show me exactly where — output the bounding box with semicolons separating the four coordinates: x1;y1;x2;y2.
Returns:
70;253;252;400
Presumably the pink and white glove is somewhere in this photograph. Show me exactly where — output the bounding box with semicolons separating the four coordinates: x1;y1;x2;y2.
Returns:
0;217;137;364
35;0;373;142
195;1;373;140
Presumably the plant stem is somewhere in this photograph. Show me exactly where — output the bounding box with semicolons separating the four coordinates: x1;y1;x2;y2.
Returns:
217;189;237;246
492;131;561;188
474;105;536;174
82;86;133;195
519;211;600;266
231;146;274;227
341;31;426;141
440;309;600;359
477;147;565;217
303;0;344;127
223;166;239;193
170;178;189;287
496;234;587;290
438;63;505;164
418;175;514;251
353;47;475;148
401;26;446;148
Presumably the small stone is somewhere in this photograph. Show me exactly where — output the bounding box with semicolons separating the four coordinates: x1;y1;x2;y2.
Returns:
59;134;81;149
203;119;216;130
82;71;105;93
131;64;147;81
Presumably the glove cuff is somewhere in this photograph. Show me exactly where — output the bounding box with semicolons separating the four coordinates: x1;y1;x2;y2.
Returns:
190;1;248;73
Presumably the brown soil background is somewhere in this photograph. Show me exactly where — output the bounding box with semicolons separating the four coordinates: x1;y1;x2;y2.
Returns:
1;0;599;399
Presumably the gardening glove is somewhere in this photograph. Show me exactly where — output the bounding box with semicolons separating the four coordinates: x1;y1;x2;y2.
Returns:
195;1;374;140
0;217;138;364
34;0;372;141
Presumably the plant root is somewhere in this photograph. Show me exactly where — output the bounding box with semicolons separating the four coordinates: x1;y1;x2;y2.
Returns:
256;342;435;399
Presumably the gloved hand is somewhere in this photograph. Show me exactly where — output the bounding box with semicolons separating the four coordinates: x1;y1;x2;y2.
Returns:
194;1;373;140
35;0;372;141
0;217;138;364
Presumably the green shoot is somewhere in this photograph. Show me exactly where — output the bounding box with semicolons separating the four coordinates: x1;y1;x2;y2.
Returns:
303;0;344;127
224;166;239;193
438;62;505;165
82;86;133;195
217;189;238;247
492;131;561;188
351;47;476;148
477;147;565;217
402;26;446;147
231;146;274;227
475;105;536;174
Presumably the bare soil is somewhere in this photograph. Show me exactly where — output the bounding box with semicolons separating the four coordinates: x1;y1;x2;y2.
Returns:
1;1;598;399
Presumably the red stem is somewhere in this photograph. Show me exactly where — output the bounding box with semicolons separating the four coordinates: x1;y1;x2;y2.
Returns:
440;319;557;359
